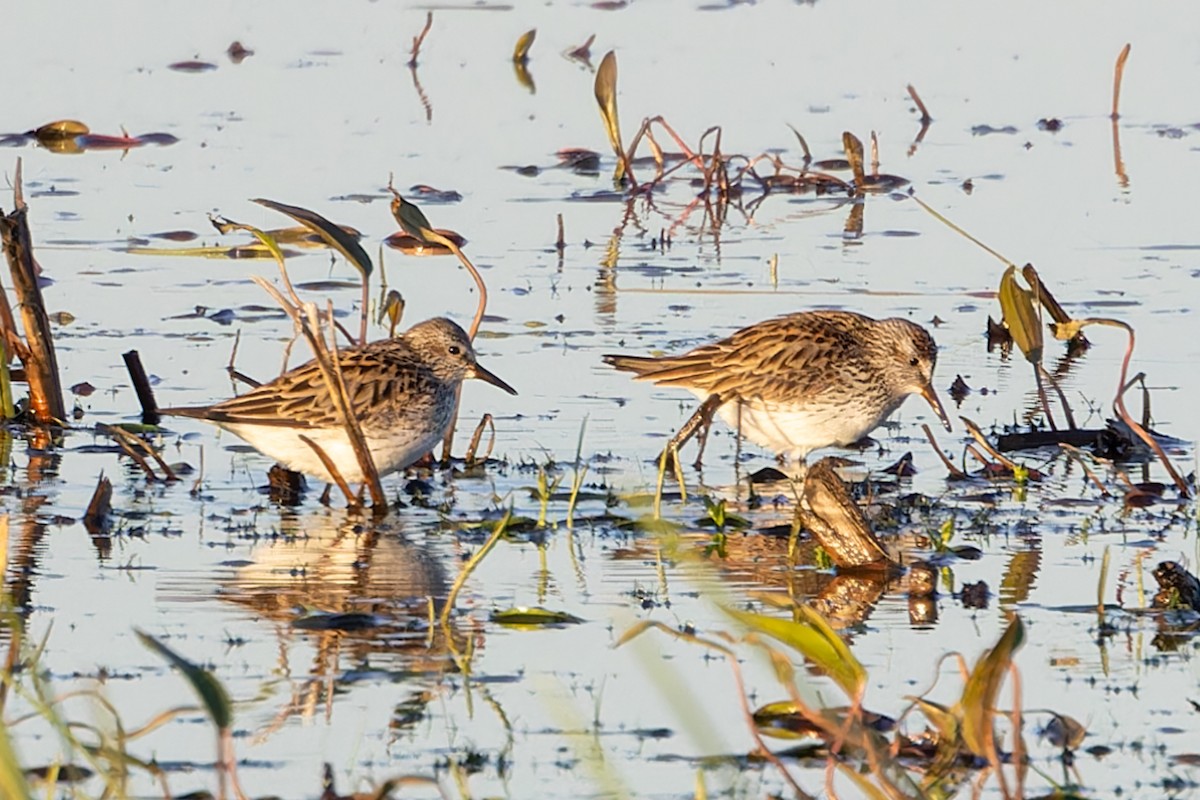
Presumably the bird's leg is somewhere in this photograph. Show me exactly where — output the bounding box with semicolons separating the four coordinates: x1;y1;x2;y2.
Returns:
319;484;333;506
658;394;722;471
691;402;716;470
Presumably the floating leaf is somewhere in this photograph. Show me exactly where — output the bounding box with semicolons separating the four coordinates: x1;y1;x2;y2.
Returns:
293;612;379;631
490;606;584;626
384;228;465;255
512;28;536;63
252;198;372;279
998;266;1043;363
593;51;625;183
959;616;1025;758
752;701;827;741
725;604;866;699
32;120;88;141
136;629;233;730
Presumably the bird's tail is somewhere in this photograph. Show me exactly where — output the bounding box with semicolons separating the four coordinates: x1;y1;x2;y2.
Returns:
601;354;660;377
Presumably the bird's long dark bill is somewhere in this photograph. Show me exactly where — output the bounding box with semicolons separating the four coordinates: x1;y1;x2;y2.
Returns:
920;383;952;431
472;362;518;395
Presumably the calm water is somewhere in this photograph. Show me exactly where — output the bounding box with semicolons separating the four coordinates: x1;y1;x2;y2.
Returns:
5;1;1200;797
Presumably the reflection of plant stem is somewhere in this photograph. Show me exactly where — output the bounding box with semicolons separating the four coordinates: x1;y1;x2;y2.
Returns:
566;416;589;528
440;509;511;628
1037;363;1076;429
1076;318;1189;496
409;65;433;124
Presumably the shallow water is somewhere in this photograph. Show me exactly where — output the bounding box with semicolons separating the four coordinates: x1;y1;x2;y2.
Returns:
4;1;1200;798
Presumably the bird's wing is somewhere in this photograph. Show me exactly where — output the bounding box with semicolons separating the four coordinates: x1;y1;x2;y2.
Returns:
612;313;866;401
168;341;424;428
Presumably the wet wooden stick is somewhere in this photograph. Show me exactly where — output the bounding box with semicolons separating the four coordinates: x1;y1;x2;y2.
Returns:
107;430;160;481
83;472;113;534
959;416;1020;471
1111;43;1131;120
907;83;932;123
0;160;65;424
123;350;160;425
1059;444;1110;496
463;413;495;466
107;424;179;481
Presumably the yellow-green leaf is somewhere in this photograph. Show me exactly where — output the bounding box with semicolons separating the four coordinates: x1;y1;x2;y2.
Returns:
137;629;233;731
33;120;89;141
512;28;536;63
907;696;960;744
837;762;890;800
998;266;1043;363
490;606;584;626
725;604;865;699
0;717;33;800
960;616;1025;758
594;51;625;183
751;700;826;741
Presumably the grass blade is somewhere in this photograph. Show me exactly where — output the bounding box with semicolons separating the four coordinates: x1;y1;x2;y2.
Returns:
136;630;233;730
959;616;1025;758
725;604;866;700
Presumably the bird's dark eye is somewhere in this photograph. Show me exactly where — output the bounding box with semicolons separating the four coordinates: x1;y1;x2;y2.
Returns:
449;345;462;356
909;357;920;367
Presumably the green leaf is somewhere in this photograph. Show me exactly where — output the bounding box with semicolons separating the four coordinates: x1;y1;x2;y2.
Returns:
0;718;33;800
959;616;1025;757
137;629;233;730
252;198;372;278
998;266;1043;363
490;607;584;626
0;339;14;421
725;604;866;699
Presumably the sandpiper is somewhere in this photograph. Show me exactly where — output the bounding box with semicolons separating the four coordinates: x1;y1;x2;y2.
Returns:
604;310;951;467
161;317;516;483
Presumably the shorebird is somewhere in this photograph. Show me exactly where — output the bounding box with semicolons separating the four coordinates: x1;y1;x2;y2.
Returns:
161;317;516;483
604;310;950;468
